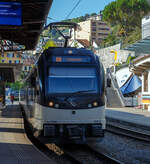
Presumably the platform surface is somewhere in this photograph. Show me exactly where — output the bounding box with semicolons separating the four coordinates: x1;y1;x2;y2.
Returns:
0;104;56;164
106;107;150;127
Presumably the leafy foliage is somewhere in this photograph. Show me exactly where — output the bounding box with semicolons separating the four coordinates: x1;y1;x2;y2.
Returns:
6;81;24;90
64;12;99;23
103;0;150;32
102;0;150;47
122;27;141;48
101;24;121;47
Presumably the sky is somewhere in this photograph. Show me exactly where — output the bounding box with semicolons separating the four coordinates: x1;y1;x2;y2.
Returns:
48;0;114;23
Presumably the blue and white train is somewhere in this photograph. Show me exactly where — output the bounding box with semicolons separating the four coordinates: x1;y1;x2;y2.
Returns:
20;22;105;143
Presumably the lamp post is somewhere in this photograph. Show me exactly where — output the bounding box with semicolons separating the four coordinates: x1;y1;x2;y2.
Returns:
110;50;117;74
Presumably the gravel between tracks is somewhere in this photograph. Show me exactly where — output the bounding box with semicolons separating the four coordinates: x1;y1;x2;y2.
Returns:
88;131;150;164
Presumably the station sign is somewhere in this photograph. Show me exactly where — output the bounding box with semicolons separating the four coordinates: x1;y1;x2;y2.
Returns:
0;2;22;26
52;56;91;63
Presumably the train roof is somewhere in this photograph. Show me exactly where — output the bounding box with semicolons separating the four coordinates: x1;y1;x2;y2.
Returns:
43;47;96;57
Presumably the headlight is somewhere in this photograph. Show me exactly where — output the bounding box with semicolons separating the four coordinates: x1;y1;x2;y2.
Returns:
93;102;98;107
49;101;54;107
55;104;59;108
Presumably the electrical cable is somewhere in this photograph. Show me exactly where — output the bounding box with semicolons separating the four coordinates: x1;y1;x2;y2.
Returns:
65;0;82;19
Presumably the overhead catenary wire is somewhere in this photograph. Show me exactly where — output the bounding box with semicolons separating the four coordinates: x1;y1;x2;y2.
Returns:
65;0;82;19
45;0;82;29
47;17;59;22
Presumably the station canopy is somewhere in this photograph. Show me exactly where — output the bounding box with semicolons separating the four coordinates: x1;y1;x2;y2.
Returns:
0;0;53;51
124;36;150;54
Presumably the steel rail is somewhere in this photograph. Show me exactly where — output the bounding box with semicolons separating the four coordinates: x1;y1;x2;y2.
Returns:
106;123;150;142
21;105;122;164
60;144;122;164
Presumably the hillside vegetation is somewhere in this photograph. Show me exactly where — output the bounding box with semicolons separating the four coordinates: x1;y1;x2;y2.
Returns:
64;13;97;23
102;0;150;48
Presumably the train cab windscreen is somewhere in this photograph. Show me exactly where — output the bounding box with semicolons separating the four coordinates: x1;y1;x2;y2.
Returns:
48;66;98;94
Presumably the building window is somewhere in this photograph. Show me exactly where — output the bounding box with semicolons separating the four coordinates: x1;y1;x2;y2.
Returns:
92;22;96;26
98;33;102;36
98;33;108;36
92;32;96;36
98;22;106;26
27;66;30;71
24;66;27;70
98;28;109;31
15;60;20;64
2;60;4;63
9;60;12;64
92;28;96;31
7;53;14;58
16;54;20;58
98;38;103;41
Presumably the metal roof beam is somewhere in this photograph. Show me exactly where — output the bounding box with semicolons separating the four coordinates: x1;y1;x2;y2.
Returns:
124;47;136;51
22;0;49;4
136;65;150;69
139;40;150;43
23;20;45;25
133;43;150;46
133;66;145;71
141;62;150;67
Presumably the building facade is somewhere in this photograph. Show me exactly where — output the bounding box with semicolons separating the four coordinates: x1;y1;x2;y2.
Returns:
22;57;34;73
1;52;23;64
76;17;110;45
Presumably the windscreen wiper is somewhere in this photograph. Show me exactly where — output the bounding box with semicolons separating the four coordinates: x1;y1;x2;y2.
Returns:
71;90;95;94
63;90;96;105
65;90;95;100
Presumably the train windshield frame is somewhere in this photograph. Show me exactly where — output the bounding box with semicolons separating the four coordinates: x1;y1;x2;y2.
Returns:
47;65;99;94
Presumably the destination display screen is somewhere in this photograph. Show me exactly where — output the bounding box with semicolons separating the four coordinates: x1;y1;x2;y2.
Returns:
0;2;22;26
52;56;92;63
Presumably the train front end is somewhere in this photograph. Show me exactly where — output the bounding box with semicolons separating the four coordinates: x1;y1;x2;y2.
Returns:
36;47;105;143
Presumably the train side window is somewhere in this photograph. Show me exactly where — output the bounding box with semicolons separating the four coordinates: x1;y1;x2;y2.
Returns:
31;77;36;87
36;90;39;95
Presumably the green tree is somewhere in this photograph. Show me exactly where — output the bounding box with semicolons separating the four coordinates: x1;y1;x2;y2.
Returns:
91;13;97;16
6;81;24;91
103;0;150;34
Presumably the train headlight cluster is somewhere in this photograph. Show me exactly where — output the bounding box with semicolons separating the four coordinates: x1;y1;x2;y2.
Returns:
88;102;98;108
49;101;59;108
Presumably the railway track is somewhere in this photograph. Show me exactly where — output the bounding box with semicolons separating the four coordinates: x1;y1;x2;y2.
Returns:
106;122;150;142
60;144;122;164
22;107;122;164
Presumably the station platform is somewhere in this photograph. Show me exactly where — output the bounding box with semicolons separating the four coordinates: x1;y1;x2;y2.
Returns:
0;104;56;164
106;107;150;131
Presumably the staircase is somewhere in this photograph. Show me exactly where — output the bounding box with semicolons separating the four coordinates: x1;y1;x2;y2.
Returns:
106;88;123;108
106;68;125;108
